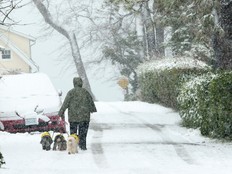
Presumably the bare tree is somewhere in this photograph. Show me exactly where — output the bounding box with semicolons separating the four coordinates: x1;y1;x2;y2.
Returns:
0;0;24;26
32;0;95;99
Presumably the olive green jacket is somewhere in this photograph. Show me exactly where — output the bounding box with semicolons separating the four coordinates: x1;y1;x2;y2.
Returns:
58;77;97;122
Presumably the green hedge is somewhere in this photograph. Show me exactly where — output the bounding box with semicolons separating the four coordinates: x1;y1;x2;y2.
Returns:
201;72;232;139
139;71;159;104
177;73;215;128
178;71;232;139
138;68;206;109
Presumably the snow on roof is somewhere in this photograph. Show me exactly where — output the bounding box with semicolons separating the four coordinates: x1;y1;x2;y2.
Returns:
0;25;35;41
137;57;210;75
0;73;61;114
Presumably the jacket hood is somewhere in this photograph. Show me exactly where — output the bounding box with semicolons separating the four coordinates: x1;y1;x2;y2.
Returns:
73;77;83;88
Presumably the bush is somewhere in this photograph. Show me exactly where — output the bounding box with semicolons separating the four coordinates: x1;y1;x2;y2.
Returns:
177;73;215;128
138;71;159;104
137;57;210;109
202;72;232;139
178;71;232;139
138;68;208;109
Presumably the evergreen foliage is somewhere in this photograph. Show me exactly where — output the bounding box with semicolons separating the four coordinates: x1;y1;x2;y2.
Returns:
101;1;145;97
139;68;207;109
138;71;159;104
102;31;143;94
105;0;232;141
201;72;232;138
155;0;215;62
178;71;232;139
177;73;215;128
138;58;209;109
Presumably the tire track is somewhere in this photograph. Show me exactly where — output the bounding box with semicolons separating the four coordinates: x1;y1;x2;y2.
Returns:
141;121;195;164
90;120;109;168
107;103;196;165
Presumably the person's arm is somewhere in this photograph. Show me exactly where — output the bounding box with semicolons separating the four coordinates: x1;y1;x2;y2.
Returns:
87;92;97;113
58;91;71;118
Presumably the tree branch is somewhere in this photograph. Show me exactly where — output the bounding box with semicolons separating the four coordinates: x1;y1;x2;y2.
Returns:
32;0;70;40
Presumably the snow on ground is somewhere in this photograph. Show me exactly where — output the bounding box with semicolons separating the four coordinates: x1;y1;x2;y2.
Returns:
1;101;232;174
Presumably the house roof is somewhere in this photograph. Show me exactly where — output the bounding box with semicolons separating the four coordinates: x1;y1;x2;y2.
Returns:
0;25;38;72
0;25;35;41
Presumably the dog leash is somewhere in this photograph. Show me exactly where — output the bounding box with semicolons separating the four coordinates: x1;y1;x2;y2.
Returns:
50;130;55;139
65;132;70;137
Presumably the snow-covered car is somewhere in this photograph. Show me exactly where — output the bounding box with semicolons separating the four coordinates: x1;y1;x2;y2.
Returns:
0;73;66;133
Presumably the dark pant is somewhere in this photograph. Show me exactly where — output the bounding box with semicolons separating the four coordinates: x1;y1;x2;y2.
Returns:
70;121;89;149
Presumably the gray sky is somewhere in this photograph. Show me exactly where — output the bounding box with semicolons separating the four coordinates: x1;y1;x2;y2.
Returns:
13;1;124;101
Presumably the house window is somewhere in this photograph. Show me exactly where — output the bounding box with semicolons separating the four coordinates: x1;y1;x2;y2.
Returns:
1;50;11;59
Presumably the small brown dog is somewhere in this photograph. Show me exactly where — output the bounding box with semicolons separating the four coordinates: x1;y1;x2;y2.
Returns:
53;134;67;151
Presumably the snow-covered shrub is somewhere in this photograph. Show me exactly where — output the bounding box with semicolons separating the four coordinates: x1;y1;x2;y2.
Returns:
178;71;232;139
177;73;216;128
201;72;232;139
138;71;159;104
137;57;210;109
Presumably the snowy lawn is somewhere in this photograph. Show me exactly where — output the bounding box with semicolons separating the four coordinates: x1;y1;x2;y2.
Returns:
1;101;232;174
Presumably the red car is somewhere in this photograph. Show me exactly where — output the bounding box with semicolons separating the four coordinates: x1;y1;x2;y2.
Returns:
0;73;66;133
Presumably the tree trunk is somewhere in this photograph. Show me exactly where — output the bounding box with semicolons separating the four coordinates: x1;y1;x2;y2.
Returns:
69;33;95;98
141;21;149;60
213;1;232;70
152;0;165;58
156;27;165;57
140;2;158;59
32;0;95;99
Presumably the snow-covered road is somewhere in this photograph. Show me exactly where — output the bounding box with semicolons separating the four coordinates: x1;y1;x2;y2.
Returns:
1;101;232;174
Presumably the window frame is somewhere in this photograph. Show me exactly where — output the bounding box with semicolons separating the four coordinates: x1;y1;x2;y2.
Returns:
1;49;11;60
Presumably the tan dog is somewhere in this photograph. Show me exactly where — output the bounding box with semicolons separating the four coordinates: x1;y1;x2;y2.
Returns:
67;134;79;154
